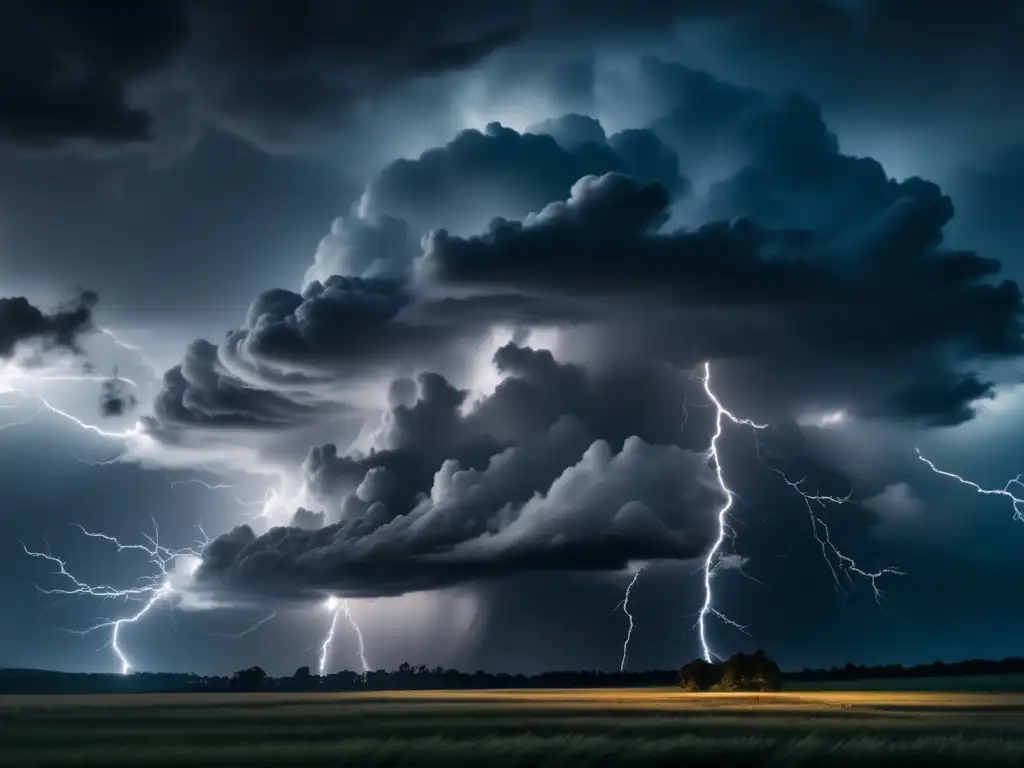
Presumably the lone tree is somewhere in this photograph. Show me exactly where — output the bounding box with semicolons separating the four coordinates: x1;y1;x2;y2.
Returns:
679;650;783;692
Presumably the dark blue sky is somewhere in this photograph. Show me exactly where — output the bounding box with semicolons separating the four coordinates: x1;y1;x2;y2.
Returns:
2;0;1024;677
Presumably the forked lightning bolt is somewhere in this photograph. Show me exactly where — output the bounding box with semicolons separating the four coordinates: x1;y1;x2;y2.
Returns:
916;449;1024;522
618;566;646;672
21;522;208;674
319;597;371;677
695;361;902;663
697;361;763;662
759;466;904;602
318;597;343;677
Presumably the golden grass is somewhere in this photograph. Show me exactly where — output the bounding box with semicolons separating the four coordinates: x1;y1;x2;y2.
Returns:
5;687;1024;712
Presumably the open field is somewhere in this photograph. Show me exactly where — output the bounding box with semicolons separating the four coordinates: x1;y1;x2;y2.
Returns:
786;674;1024;692
5;688;1024;766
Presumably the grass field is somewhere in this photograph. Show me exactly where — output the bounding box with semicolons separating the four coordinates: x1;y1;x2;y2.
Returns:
5;688;1024;766
786;674;1024;692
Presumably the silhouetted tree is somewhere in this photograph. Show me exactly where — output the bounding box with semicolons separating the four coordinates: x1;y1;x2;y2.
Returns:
678;659;723;691
231;666;268;691
718;650;782;692
292;666;314;691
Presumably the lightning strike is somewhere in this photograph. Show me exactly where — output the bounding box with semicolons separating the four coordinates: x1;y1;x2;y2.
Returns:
37;396;143;440
696;361;764;662
318;597;343;677
760;467;904;602
97;327;142;354
21;521;207;674
916;448;1024;522
618;566;647;672
695;362;902;663
318;597;370;677
342;600;370;674
167;478;236;491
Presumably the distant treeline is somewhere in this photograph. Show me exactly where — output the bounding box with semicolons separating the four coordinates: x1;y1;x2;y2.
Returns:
788;657;1024;682
3;656;1024;695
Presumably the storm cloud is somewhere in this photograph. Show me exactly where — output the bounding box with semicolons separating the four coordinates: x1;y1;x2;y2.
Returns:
195;428;718;600
139;57;1024;606
0;290;98;362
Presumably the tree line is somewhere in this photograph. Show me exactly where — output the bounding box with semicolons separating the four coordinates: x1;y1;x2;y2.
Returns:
3;655;1023;695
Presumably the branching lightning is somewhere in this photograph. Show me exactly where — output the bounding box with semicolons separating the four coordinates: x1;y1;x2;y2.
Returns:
916;448;1024;522
694;361;902;663
696;361;762;662
342;600;370;674
318;597;343;676
318;597;370;677
21;522;208;674
37;396;143;440
758;465;904;602
167;478;236;491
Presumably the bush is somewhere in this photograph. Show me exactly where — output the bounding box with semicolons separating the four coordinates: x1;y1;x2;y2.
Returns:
679;650;782;692
678;659;724;691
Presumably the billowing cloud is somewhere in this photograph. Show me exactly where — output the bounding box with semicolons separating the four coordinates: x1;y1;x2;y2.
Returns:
421;171;1023;426
358;121;686;237
0;290;97;362
194;426;717;600
140;62;1024;607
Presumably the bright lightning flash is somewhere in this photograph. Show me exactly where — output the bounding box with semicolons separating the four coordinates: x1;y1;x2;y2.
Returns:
697;361;764;662
318;597;371;677
21;522;207;674
618;566;647;672
696;361;902;664
916;449;1024;522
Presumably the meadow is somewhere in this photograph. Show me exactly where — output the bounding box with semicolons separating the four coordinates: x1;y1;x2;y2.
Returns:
4;688;1024;766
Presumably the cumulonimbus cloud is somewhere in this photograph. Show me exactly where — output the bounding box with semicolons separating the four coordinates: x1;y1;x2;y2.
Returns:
131;61;1024;603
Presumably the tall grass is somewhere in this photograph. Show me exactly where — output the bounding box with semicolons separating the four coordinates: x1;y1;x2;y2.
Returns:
6;690;1024;766
8;733;1024;767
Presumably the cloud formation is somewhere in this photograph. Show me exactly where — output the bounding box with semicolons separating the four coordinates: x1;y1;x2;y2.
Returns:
132;61;1024;606
195;426;716;600
0;290;97;362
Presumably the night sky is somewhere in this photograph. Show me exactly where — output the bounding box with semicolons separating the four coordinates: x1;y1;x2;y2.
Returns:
2;0;1024;678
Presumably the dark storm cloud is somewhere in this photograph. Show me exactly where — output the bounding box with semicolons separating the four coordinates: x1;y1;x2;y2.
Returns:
700;0;1024;147
289;507;325;531
636;59;955;237
0;290;97;361
526;114;607;150
99;368;138;417
195;426;716;600
134;52;1024;611
0;0;736;155
421;171;1024;426
0;0;187;149
222;276;465;385
301;372;505;524
949;146;1024;265
187;336;736;600
298;345;698;520
359;122;686;236
147;338;331;432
